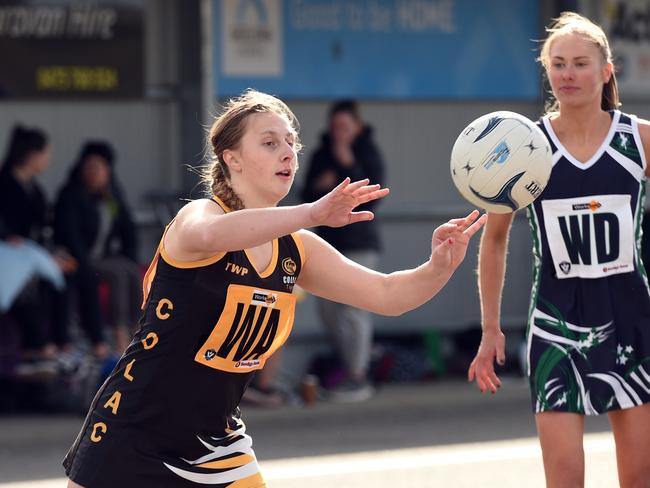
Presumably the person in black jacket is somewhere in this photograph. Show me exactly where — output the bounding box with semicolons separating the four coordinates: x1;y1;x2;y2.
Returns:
0;125;75;365
301;100;386;402
0;126;49;242
55;141;140;355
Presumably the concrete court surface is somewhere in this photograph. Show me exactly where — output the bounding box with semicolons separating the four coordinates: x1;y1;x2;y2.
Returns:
0;378;618;487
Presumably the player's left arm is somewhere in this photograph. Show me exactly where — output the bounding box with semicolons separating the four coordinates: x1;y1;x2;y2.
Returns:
296;211;486;316
638;118;650;178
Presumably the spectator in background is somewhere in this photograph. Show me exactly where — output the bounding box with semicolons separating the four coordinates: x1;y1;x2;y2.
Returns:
55;142;140;355
0;125;50;242
301;100;386;402
0;125;75;367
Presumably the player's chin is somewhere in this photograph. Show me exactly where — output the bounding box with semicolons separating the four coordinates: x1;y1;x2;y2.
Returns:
269;181;293;201
557;95;590;107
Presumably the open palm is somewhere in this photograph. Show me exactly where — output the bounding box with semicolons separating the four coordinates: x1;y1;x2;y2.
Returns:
309;178;390;228
430;210;487;271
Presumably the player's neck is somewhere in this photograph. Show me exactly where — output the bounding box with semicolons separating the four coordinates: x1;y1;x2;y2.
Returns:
233;184;278;210
554;105;611;140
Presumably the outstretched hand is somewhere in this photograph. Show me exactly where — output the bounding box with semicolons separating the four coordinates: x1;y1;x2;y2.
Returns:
430;210;487;272
467;329;506;394
308;178;389;228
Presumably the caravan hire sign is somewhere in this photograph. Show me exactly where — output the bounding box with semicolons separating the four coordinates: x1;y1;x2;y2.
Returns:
0;1;143;98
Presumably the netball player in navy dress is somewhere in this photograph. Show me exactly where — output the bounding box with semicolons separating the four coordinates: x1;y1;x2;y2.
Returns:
64;90;486;487
469;12;650;487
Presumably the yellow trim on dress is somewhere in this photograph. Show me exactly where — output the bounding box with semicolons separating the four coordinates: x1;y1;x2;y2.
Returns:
160;245;226;269
244;239;279;278
228;473;266;488
212;195;231;212
159;217;227;269
291;231;306;267
196;454;255;470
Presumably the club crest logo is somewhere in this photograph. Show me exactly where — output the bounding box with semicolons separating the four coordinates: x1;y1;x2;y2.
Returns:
282;257;297;275
559;261;571;275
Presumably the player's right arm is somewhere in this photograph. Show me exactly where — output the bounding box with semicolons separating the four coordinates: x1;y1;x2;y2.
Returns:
467;212;514;393
164;178;389;262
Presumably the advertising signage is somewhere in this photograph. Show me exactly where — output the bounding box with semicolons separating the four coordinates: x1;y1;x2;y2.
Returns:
214;0;540;99
0;0;144;99
580;0;650;100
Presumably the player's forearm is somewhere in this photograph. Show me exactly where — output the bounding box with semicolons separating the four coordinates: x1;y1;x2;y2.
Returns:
478;238;508;332
376;260;454;316
199;204;315;252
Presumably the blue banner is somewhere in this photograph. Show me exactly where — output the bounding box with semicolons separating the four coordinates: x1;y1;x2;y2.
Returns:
215;0;540;99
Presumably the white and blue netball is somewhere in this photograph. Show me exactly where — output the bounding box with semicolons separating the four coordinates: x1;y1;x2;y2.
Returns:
450;111;553;213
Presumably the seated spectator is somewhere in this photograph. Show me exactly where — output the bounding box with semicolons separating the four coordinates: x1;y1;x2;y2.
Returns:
0;125;76;369
55;141;140;354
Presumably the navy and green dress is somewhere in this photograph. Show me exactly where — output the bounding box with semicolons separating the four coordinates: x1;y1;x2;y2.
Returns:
526;110;650;415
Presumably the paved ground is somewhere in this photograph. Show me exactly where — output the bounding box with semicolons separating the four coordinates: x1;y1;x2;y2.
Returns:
0;377;617;487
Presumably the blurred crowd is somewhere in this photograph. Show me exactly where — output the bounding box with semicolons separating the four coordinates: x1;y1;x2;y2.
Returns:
0;124;140;412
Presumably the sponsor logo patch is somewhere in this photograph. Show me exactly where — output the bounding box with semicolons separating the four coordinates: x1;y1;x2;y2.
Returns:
252;291;277;306
572;200;602;212
603;264;630;273
235;359;261;369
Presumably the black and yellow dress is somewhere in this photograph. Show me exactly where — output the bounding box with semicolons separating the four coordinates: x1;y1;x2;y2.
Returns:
64;197;304;487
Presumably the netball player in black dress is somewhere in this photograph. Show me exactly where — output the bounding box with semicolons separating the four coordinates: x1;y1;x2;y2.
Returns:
65;89;485;487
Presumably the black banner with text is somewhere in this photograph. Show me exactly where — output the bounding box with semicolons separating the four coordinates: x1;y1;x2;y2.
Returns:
0;0;144;98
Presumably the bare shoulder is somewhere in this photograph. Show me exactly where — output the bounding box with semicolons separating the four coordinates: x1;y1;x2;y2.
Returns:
164;198;225;258
175;198;225;224
637;117;650;141
296;228;318;243
296;229;335;263
296;228;319;256
635;118;650;177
